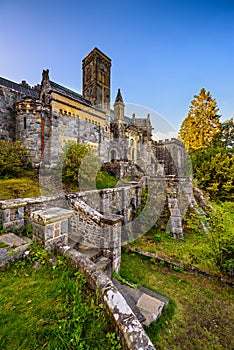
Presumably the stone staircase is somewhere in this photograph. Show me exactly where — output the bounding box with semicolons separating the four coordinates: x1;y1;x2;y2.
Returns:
113;278;169;326
68;236;112;276
67;235;169;327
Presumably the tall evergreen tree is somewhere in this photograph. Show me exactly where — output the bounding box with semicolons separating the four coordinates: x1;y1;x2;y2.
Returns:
179;88;221;152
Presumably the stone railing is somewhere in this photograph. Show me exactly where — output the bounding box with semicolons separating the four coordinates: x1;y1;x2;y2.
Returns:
69;198;123;272
56;244;156;350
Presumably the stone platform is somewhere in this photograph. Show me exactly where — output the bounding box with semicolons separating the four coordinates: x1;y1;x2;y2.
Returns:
0;232;31;270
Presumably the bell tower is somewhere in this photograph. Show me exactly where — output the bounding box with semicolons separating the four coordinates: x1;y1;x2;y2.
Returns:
82;47;111;114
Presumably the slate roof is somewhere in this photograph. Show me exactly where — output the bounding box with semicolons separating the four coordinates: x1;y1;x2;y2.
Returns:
0;77;39;98
50;81;92;106
110;109;134;125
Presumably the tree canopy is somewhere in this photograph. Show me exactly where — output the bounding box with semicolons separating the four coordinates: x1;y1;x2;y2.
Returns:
0;139;32;178
179;88;234;200
179;88;221;152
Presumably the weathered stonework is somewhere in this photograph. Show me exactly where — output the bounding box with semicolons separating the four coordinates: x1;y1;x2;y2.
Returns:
31;207;73;250
56;244;156;350
0;47;188;176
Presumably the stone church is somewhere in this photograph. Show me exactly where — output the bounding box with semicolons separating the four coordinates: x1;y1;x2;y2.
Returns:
0;47;186;177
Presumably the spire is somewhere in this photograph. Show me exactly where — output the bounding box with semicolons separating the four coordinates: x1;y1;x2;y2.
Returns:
115;88;124;104
114;89;125;121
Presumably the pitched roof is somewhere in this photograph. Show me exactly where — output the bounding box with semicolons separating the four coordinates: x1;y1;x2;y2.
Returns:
0;76;39;98
50;80;92;106
110;109;134;125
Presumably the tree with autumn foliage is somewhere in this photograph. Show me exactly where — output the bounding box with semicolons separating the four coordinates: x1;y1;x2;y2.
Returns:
179;89;234;200
179;88;221;152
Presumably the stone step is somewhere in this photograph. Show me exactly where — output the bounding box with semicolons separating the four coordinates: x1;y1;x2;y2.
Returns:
113;278;169;326
94;255;111;272
76;245;102;261
68;238;102;261
113;278;146;324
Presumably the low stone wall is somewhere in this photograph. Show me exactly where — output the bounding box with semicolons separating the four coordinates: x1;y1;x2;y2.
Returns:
56;244;155;350
0;194;68;229
67;176;148;219
69;199;123;272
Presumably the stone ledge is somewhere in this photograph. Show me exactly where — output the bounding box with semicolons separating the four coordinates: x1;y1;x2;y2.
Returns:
31;207;73;225
71;199;124;225
0;194;65;210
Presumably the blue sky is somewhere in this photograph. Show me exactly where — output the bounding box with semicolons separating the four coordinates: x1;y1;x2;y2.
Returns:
1;0;234;138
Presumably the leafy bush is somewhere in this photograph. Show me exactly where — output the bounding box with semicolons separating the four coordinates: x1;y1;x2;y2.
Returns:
61;141;117;191
208;204;234;276
96;169;118;189
0;139;32;178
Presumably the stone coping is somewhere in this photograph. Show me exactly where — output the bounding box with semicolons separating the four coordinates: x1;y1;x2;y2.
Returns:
31;207;73;225
0;194;66;209
71;199;124;225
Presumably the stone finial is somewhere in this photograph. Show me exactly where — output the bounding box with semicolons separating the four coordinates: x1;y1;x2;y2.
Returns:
132;113;135;119
42;69;49;82
147;113;150;119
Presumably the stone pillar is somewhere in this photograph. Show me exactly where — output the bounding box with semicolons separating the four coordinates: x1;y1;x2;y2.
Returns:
31;207;73;250
0;207;24;229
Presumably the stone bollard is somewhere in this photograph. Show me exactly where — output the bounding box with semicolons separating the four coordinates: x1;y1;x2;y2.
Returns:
31;207;73;250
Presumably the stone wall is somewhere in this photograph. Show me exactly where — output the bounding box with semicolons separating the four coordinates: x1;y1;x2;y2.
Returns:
155;138;189;177
0;194;68;229
0;85;18;140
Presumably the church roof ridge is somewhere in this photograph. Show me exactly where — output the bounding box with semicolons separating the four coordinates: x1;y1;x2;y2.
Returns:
50;80;92;106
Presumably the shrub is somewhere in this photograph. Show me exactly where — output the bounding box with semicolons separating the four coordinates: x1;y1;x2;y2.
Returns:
61;141;118;190
0;139;32;178
208;205;234;276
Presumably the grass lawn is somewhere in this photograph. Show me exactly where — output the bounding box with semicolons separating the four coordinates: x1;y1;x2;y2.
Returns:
128;201;234;276
120;250;234;350
0;246;121;350
0;177;40;200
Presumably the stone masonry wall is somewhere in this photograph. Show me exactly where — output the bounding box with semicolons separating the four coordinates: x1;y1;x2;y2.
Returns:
0;85;19;140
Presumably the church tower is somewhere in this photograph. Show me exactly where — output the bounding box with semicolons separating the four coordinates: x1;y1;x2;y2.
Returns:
114;88;125;121
82;47;111;114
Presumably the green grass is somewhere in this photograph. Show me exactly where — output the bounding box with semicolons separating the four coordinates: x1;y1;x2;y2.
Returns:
128;201;234;275
120;250;234;350
0;177;40;200
0;245;121;350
